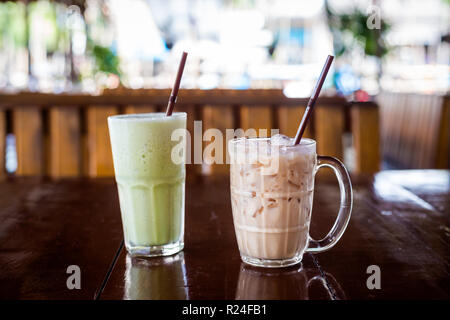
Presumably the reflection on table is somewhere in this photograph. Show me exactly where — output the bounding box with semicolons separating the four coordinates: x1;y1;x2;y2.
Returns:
236;263;345;300
125;253;188;300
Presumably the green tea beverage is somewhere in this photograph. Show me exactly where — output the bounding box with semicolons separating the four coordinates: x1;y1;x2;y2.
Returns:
108;112;186;257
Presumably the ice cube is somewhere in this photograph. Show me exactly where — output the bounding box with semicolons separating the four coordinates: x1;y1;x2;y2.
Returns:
270;134;292;146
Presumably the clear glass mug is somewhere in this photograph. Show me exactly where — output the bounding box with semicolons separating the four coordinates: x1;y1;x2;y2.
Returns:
228;137;352;268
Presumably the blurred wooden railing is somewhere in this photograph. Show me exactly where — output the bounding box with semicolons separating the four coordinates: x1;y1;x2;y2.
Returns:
0;89;380;178
377;92;450;169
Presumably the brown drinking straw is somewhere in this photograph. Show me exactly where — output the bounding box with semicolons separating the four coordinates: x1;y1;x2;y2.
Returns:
293;55;334;145
166;51;188;116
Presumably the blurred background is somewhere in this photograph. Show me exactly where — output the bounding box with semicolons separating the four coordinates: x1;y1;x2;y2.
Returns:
0;0;449;177
1;0;448;94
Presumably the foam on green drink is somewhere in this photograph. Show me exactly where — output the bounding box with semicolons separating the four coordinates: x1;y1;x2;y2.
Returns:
108;113;186;254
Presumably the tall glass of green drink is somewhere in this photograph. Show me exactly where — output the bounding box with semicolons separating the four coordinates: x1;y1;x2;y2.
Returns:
108;112;186;257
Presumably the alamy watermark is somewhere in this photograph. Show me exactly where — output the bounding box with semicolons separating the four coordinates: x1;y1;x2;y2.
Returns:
366;5;381;30
366;265;381;290
66;265;81;290
170;122;282;172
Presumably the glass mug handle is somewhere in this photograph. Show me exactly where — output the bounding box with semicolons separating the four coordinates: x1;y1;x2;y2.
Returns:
306;156;353;253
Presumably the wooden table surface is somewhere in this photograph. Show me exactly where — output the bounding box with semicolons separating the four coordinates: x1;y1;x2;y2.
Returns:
0;170;449;300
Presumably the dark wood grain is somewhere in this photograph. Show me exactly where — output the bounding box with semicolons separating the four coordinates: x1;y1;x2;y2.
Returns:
310;170;450;299
0;170;448;299
99;170;449;300
0;177;123;299
99;175;335;300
